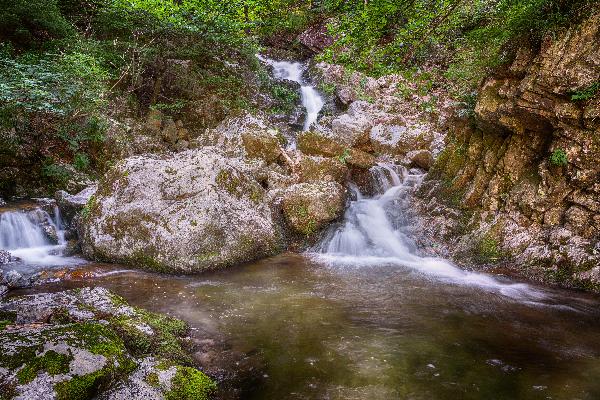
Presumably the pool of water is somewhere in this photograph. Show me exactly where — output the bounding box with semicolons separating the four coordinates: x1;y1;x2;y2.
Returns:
19;253;600;400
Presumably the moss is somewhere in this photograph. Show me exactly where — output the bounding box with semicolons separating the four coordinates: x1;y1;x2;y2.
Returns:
109;317;152;355
164;366;216;400
81;195;97;220
130;249;169;273
0;311;17;323
0;320;11;331
145;372;160;387
289;203;318;236
475;234;503;263
110;307;190;364
16;350;72;384
55;370;104;400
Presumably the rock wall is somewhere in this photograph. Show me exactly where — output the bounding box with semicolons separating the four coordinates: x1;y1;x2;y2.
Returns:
419;11;600;289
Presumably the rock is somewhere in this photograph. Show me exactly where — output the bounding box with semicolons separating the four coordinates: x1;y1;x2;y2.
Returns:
0;287;216;400
298;155;348;184
173;139;189;152
1;269;31;289
405;150;434;170
0;250;11;265
330;107;373;147
297;131;376;169
369;123;433;156
241;129;282;163
199;112;283;162
0;285;7;297
56;185;98;222
161;118;179;144
282;182;346;236
81;148;281;273
0;198;6;207
415;10;600;289
297;22;334;53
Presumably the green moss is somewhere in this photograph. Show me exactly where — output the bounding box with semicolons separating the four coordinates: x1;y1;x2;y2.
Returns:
109;318;152;355
475;235;503;263
17;350;72;384
146;372;160;387
55;370;104;400
111;307;190;364
164;366;216;400
289;204;318;236
81;195;97;220
0;320;11;331
130;249;168;273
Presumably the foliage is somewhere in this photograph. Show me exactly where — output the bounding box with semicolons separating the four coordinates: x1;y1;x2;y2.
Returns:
0;0;73;50
338;148;350;164
320;0;593;91
549;149;568;166
571;82;600;101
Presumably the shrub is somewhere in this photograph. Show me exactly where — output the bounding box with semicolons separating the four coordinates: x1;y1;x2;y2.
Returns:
549;149;568;166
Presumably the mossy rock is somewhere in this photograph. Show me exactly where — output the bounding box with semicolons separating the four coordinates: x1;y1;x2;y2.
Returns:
0;288;215;399
0;321;135;400
282;182;346;236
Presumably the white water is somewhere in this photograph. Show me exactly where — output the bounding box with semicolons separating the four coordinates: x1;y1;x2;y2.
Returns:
258;55;325;132
0;207;81;267
312;164;546;301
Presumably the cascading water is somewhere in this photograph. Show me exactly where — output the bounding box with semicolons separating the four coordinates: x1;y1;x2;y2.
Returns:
258;56;325;132
312;163;545;300
0;207;81;267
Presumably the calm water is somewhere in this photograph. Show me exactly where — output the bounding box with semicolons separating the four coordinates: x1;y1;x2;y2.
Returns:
19;254;600;400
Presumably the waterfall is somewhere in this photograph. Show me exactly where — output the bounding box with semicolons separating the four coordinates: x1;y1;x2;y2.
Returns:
312;163;545;300
258;55;325;132
0;207;81;267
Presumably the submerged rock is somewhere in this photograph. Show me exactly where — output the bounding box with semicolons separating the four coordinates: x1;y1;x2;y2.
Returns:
81;147;281;273
0;287;215;400
282;182;346;236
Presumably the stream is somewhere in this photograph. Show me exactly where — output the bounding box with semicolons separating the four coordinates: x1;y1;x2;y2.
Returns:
3;168;600;399
2;60;600;399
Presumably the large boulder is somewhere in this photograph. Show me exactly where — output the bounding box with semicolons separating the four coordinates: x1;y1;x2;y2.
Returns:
198;112;283;163
297;155;348;184
297;131;376;169
80;148;281;273
282;182;346;236
369;123;433;156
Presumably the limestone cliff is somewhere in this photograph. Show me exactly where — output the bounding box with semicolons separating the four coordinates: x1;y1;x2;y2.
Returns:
419;11;600;289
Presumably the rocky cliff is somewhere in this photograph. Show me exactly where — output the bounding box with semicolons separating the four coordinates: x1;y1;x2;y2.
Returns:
418;11;600;289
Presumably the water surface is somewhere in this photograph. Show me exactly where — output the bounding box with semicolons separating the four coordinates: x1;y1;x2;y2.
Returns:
22;254;600;400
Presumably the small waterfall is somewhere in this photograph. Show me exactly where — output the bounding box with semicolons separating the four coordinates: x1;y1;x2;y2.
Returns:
0;207;81;267
258;56;325;132
312;163;545;300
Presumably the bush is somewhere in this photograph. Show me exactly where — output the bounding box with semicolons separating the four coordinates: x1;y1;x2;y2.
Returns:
549;149;568;166
0;0;73;49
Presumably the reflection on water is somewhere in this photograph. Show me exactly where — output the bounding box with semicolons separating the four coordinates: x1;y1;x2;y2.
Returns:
21;254;600;400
